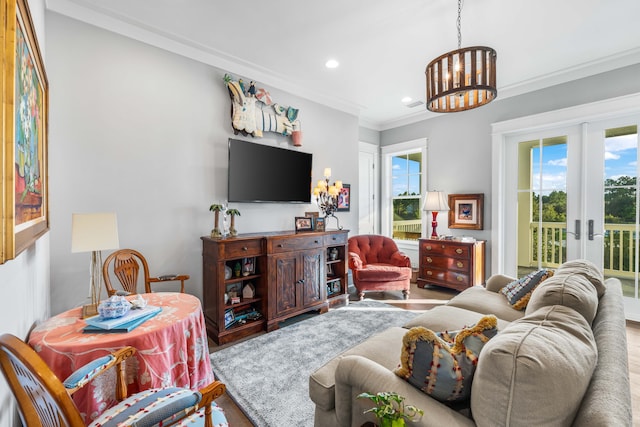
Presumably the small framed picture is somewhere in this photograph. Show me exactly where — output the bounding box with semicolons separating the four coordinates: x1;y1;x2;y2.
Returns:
226;282;242;297
315;217;325;231
337;184;350;212
305;211;319;219
448;193;484;230
224;308;235;328
295;216;313;232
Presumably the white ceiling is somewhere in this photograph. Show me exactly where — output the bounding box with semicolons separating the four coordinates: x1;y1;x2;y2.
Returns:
46;0;640;130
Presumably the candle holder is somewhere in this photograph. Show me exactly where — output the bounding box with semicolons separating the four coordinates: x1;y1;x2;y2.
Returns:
312;168;343;230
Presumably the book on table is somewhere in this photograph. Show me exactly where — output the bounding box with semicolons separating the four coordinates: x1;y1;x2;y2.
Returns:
84;305;162;330
83;309;161;333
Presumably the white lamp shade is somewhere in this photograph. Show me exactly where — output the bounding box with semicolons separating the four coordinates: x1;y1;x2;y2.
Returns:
422;191;450;212
71;213;120;253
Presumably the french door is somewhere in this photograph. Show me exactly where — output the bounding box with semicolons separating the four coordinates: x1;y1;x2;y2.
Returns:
493;94;640;320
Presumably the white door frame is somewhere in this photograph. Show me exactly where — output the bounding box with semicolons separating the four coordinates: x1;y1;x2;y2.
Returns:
358;141;380;235
492;92;640;276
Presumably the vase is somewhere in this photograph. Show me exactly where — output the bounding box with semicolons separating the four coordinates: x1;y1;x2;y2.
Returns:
379;418;405;427
230;214;237;237
211;211;222;238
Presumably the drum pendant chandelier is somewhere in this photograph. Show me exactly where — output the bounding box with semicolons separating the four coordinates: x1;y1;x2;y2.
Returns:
425;0;497;113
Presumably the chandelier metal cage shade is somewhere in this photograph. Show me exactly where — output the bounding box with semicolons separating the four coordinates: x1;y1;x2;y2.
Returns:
425;46;497;112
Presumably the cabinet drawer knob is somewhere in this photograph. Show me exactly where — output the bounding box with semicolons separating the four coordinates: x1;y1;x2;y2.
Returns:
456;248;463;254
456;261;464;268
332;237;337;241
425;245;432;250
426;257;433;263
242;246;248;251
314;240;320;244
457;276;464;281
278;244;284;248
426;271;433;276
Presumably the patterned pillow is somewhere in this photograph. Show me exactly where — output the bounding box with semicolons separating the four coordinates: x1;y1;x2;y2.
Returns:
500;269;554;310
394;315;498;402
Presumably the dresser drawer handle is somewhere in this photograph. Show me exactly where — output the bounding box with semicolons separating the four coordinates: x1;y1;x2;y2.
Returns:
455;248;463;254
277;244;284;248
457;276;464;281
426;257;433;263
425;245;432;250
456;261;464;268
315;240;320;244
332;237;337;241
242;246;248;251
426;271;433;276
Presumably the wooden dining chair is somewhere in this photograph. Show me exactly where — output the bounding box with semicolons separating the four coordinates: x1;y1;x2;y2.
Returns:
0;333;227;427
103;248;190;296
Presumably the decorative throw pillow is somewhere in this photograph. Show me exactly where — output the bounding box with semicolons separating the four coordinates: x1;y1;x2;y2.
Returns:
394;315;498;402
500;269;554;310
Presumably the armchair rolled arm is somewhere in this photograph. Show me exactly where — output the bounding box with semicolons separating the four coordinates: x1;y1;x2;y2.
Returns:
63;346;136;399
348;252;364;270
389;251;412;268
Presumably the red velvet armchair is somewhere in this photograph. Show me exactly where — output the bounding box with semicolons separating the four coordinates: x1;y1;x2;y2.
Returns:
348;235;412;300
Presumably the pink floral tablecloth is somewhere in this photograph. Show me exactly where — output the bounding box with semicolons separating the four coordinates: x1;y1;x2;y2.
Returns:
28;292;213;424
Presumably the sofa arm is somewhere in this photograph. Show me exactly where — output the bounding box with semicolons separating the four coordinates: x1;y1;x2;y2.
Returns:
334;355;476;427
485;274;516;293
348;252;363;270
390;251;412;268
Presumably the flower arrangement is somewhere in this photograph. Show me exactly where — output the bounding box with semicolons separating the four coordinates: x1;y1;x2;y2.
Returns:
357;391;424;427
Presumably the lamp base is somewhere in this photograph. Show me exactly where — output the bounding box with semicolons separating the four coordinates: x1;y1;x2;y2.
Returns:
431;211;439;239
82;303;99;319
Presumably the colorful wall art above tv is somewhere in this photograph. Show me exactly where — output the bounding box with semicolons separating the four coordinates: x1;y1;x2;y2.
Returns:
227;139;313;203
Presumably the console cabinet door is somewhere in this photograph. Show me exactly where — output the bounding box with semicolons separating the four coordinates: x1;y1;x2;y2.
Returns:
301;249;324;307
272;253;299;318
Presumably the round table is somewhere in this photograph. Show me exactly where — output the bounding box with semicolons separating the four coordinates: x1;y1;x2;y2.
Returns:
28;292;214;424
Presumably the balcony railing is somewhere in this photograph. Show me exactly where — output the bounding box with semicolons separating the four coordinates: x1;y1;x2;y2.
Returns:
528;221;639;278
392;220;421;241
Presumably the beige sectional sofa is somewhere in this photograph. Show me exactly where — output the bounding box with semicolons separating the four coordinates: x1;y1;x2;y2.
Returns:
309;260;632;426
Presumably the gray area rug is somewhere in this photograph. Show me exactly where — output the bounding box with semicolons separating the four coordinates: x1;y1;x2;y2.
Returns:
210;300;420;427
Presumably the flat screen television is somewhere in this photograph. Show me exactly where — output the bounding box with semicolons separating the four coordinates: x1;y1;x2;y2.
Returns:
227;138;313;203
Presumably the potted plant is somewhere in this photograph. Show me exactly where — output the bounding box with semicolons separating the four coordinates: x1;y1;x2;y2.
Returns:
227;209;241;236
357;392;424;427
209;204;224;238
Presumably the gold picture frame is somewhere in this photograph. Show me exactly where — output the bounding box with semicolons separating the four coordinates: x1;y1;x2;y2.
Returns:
1;0;49;263
448;193;484;230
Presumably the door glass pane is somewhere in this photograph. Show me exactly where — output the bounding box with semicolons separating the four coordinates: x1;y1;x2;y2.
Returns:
391;152;422;240
603;125;638;299
517;137;567;275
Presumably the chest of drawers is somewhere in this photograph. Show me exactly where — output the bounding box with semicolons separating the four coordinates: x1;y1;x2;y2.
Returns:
417;239;485;291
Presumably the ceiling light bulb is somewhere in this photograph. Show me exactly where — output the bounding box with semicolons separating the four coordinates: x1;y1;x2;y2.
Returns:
401;97;413;103
325;59;339;69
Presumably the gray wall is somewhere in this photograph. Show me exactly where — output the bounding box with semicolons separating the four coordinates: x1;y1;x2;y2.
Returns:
380;63;640;272
46;12;359;315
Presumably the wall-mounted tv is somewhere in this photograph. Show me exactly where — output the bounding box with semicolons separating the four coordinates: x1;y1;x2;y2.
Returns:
227;138;313;203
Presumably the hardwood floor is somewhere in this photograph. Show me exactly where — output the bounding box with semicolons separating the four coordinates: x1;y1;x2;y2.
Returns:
210;282;639;426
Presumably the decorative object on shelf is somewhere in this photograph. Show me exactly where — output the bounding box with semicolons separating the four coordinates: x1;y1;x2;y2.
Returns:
315;217;325;231
242;257;255;276
71;212;120;318
425;0;496;113
227;208;241;236
329;247;339;261
234;261;242;277
357;391;424;427
242;282;255;298
448;193;484;230
223;74;301;143
312;168;344;230
224;308;235;328
224;265;232;280
422;191;450;238
2;0;50;264
294;216;313;232
209;202;227;238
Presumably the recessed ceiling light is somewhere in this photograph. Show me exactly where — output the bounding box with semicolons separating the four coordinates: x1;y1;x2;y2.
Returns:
401;97;413;103
325;59;339;69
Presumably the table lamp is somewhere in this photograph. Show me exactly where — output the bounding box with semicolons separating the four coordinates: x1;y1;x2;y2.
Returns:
71;213;120;318
422;191;449;239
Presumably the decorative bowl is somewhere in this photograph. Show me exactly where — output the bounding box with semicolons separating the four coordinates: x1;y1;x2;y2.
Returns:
98;296;131;319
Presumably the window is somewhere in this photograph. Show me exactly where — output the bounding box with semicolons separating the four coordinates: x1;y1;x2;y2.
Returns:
381;139;427;242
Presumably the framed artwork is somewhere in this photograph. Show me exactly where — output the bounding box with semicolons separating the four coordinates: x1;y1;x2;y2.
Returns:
448;193;484;230
224;308;235;328
337;184;350;212
242;257;255;276
294;216;313;232
1;0;49;263
314;217;325;232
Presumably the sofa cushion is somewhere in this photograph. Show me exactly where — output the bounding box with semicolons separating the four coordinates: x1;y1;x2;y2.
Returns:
525;270;600;324
403;305;511;332
309;326;407;411
446;286;524;322
500;269;554;310
556;259;605;297
395;315;498;402
471;305;597;427
354;264;412;282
